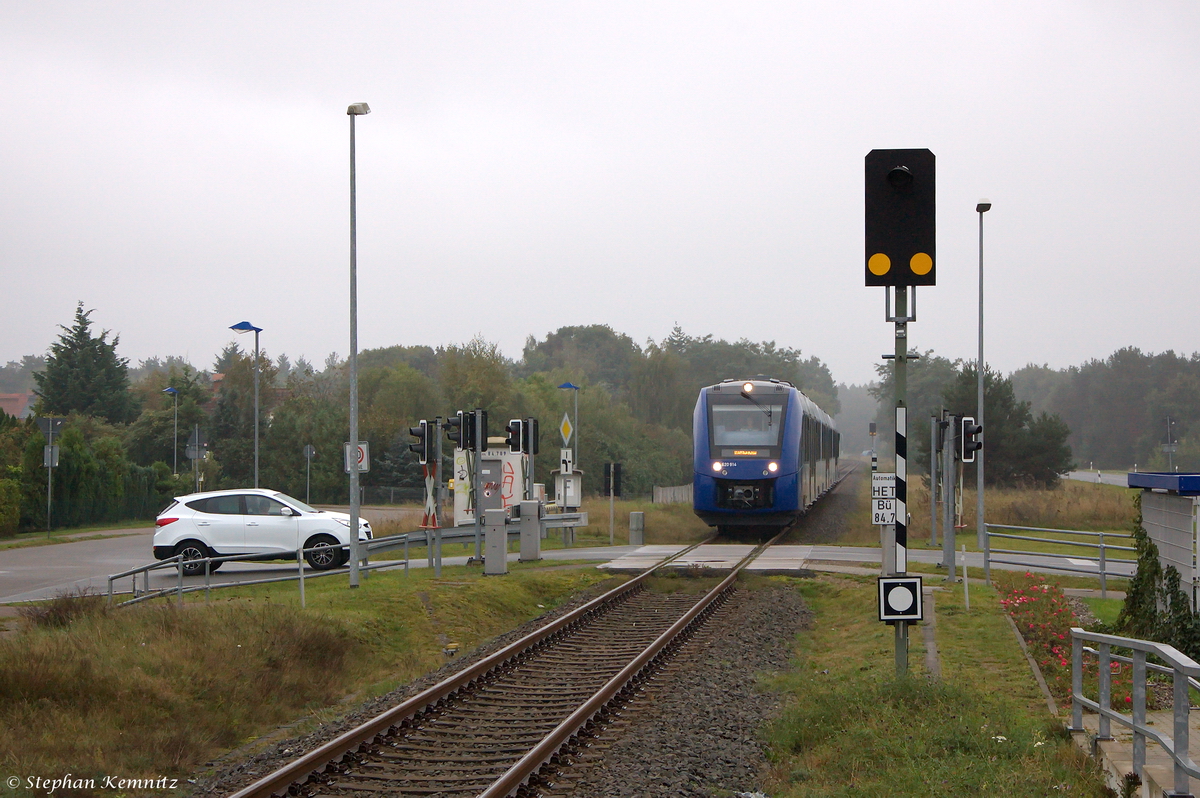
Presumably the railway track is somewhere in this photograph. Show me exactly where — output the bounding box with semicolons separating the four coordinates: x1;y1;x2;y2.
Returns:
228;536;781;798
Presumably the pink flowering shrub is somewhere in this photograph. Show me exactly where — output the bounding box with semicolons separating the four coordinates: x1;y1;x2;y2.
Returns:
997;572;1131;705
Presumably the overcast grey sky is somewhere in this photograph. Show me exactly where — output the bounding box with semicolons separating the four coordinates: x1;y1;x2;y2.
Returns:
2;1;1197;387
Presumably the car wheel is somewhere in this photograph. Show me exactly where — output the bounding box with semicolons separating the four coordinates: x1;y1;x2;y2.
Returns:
174;540;210;576
305;535;343;571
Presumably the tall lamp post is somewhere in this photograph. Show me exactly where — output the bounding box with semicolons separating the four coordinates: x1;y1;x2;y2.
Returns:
976;199;991;548
163;386;179;475
347;101;371;588
230;321;263;488
558;382;580;464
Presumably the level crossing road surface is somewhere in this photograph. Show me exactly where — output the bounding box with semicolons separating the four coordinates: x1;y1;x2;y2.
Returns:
1066;470;1131;487
1;534;1135;605
600;543;1137;580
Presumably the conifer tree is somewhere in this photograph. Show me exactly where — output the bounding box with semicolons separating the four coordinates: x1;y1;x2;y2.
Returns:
33;303;137;423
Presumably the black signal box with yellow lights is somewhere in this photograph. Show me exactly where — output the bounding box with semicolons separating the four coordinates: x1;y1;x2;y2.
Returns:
865;148;935;287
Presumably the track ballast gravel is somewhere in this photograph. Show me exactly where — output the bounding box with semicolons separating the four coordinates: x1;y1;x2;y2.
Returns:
543;583;812;798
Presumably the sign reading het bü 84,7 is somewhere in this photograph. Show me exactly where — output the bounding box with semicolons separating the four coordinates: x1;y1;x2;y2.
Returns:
871;472;896;525
872;497;896;525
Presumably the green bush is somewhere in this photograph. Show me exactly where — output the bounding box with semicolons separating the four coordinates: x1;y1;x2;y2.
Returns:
0;477;18;536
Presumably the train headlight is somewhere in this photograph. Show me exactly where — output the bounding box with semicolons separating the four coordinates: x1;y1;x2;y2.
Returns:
712;461;723;472
768;461;779;473
742;382;754;393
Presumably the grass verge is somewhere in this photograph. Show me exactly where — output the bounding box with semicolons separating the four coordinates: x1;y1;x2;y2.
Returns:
0;564;617;791
761;574;1109;796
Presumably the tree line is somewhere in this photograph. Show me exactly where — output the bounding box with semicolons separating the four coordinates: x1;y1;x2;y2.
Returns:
0;305;840;533
864;352;1074;488
1011;348;1200;471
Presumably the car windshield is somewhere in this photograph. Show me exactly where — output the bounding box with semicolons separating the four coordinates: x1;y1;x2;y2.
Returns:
273;493;318;513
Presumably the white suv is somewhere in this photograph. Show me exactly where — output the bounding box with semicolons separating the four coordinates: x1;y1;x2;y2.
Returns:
153;489;372;575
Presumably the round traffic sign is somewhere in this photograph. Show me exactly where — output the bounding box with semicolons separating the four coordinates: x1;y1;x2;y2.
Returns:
886;585;915;613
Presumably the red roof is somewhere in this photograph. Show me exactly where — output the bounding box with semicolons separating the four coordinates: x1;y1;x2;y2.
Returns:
0;393;32;419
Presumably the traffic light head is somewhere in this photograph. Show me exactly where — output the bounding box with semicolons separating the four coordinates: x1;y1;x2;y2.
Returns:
444;411;465;449
523;418;539;455
865;148;936;287
960;416;983;462
475;409;488;452
505;419;523;453
408;420;429;465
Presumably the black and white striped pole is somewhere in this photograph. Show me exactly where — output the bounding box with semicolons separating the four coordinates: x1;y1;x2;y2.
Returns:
867;148;935;678
893;297;910;677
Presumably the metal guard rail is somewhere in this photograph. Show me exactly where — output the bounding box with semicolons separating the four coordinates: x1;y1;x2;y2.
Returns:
107;519;593;607
1071;627;1200;795
984;524;1134;599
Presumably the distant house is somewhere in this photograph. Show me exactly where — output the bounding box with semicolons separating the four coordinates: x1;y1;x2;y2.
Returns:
0;393;33;419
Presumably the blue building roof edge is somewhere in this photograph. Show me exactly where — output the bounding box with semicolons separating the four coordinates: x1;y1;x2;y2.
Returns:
1127;472;1200;495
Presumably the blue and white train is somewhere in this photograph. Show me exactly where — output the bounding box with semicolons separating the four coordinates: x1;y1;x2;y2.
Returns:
693;377;840;532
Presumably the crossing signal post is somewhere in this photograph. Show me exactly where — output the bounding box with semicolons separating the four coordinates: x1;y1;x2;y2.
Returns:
603;463;622;545
866;147;936;678
523;417;539;499
506;418;541;500
470;410;487;561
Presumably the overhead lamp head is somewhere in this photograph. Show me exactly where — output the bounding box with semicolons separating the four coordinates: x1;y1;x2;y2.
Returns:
347;102;371;116
162;387;179;395
229;321;262;334
976;199;992;213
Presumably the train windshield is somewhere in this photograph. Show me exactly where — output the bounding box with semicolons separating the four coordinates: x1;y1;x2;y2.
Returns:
711;403;785;448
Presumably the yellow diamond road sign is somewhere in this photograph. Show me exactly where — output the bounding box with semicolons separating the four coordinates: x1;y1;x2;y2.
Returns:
560;413;573;446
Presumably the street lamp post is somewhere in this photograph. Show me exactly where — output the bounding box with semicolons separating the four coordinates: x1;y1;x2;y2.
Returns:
976;199;991;548
347;101;371;588
163;386;179;475
230;321;263;488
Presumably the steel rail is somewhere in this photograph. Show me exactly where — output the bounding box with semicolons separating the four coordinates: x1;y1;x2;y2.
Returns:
480;528;788;798
226;537;713;798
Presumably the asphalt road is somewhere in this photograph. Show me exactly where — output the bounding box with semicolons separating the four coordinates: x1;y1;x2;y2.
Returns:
1066;470;1130;487
0;528;643;604
0;526;1134;604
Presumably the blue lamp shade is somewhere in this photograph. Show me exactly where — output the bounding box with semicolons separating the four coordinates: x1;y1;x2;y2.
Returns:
558;382;581;390
162;387;179;396
230;321;262;334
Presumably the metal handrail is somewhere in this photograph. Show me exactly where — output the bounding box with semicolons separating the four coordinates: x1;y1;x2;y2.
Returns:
988;524;1134;540
984;524;1132;598
988;532;1135;552
1071;628;1200;795
107;516;597;607
1081;645;1200;695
